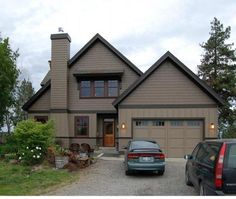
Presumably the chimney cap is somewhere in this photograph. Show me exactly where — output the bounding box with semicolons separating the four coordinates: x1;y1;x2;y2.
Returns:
50;33;71;42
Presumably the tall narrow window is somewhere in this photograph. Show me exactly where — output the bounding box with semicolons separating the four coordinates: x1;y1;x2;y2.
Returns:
81;81;91;97
108;80;118;97
94;80;104;97
75;116;89;136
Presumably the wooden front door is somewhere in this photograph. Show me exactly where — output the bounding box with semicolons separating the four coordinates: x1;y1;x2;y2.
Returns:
103;118;115;147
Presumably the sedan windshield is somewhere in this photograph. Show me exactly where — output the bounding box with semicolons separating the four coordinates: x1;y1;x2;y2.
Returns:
130;141;160;150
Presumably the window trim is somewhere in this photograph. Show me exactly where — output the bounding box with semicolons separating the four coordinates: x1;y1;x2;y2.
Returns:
79;80;119;99
74;116;89;137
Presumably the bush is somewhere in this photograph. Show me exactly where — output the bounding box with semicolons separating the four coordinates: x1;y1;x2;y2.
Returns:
13;119;55;165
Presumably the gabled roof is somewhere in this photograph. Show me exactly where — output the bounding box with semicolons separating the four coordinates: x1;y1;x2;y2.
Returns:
113;51;224;107
22;80;51;111
40;70;51;86
68;33;143;76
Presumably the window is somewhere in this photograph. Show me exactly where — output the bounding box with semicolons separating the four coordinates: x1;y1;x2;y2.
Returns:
94;81;104;97
196;143;220;166
34;116;48;123
187;120;201;126
75;116;89;137
135;120;149;126
191;143;201;159
152;120;165;126
80;80;119;98
108;80;118;97
81;81;91;97
225;144;236;169
170;120;184;126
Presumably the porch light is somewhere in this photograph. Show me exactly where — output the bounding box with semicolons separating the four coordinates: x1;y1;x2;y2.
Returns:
210;123;215;129
121;123;126;129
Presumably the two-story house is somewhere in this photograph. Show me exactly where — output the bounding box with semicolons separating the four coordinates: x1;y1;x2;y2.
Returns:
23;33;223;157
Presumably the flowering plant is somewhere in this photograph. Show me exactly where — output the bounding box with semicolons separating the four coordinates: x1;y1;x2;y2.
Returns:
18;145;44;165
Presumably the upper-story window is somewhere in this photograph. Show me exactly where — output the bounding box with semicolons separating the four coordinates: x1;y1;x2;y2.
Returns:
81;81;91;97
80;80;119;98
94;80;105;97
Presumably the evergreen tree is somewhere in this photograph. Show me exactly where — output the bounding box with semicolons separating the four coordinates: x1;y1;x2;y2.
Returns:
14;78;35;124
198;18;236;132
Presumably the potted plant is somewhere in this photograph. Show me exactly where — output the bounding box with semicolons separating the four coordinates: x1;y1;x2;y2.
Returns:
54;145;69;169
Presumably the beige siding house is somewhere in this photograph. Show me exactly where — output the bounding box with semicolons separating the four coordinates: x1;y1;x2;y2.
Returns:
23;33;224;157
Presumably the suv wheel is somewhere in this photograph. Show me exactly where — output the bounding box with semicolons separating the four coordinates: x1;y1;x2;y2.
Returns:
185;169;192;186
199;182;206;196
125;170;132;176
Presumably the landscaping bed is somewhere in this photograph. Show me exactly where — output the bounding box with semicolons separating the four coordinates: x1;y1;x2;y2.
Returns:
0;160;80;195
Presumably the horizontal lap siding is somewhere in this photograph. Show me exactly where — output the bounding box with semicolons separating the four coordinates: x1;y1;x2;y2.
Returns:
122;61;215;105
28;89;51;111
69;41;139;111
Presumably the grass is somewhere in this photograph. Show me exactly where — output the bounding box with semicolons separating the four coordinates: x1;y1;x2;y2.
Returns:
0;160;80;195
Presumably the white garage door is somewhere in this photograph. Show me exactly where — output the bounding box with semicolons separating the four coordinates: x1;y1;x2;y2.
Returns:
133;119;203;158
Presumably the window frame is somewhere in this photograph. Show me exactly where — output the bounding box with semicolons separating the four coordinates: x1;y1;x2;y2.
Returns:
79;79;119;98
74;116;89;137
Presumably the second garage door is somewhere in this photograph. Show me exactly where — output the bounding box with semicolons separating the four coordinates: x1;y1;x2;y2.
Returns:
133;119;203;158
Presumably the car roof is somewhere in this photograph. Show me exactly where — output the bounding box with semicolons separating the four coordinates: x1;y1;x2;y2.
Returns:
130;138;157;143
205;139;236;144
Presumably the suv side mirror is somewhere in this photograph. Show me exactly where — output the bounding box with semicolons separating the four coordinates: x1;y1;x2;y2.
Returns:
123;146;127;150
184;154;193;160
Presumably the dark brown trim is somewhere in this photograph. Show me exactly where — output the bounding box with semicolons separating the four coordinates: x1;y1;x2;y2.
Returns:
50;33;71;42
55;136;101;139
28;110;50;113
68;33;143;76
69;110;117;114
113;51;224;107
131;117;206;141
22;81;51;111
118;104;218;109
73;72;123;79
50;109;68;113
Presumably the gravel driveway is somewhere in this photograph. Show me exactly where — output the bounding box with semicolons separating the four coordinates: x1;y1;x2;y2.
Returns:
47;157;197;196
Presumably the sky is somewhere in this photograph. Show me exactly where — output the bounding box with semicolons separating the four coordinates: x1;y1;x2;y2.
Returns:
1;0;236;91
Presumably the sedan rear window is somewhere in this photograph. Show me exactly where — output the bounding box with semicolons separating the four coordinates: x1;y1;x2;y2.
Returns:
225;144;236;169
130;141;160;150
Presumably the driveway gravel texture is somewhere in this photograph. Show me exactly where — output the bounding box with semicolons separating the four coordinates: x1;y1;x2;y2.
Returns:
47;157;197;196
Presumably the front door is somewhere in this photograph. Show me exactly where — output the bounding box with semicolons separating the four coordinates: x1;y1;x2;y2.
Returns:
103;118;115;147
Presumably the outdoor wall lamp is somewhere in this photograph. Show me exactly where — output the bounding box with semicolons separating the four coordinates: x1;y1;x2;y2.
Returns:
121;122;126;129
210;123;215;129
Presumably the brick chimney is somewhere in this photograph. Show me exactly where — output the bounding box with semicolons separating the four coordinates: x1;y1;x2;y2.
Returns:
50;33;71;146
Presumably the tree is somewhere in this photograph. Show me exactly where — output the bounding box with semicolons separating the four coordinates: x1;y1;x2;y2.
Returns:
0;35;19;128
14;78;35;124
198;18;236;133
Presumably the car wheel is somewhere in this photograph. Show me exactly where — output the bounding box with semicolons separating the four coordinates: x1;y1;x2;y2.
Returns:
199;182;206;196
125;170;132;176
158;170;165;175
185;169;193;186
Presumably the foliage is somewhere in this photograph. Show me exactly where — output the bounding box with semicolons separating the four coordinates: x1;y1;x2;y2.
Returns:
198;18;236;131
13;119;55;165
0;161;80;195
0;35;19;127
222;124;236;138
14;79;35;124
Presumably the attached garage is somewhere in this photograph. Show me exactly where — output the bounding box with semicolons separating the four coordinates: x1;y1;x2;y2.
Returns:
133;119;203;158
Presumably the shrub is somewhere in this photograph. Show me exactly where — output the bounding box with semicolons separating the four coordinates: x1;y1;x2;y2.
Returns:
13;119;55;165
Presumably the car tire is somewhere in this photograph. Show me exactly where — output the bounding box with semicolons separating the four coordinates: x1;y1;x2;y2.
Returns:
185;169;193;186
158;170;165;175
199;182;206;196
125;170;132;176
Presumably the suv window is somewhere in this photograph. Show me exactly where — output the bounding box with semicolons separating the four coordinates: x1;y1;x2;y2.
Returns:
225;144;236;169
196;143;220;166
191;143;200;158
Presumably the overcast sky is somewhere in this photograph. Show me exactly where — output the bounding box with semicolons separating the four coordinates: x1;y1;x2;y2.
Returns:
1;0;236;91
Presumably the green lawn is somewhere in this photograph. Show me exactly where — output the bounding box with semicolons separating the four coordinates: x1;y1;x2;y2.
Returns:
0;161;79;195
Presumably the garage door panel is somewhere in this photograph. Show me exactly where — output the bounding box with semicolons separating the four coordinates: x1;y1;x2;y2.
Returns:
168;139;184;147
133;128;149;137
168;149;184;158
185;138;201;147
185;130;202;138
168;129;184;138
149;129;166;138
